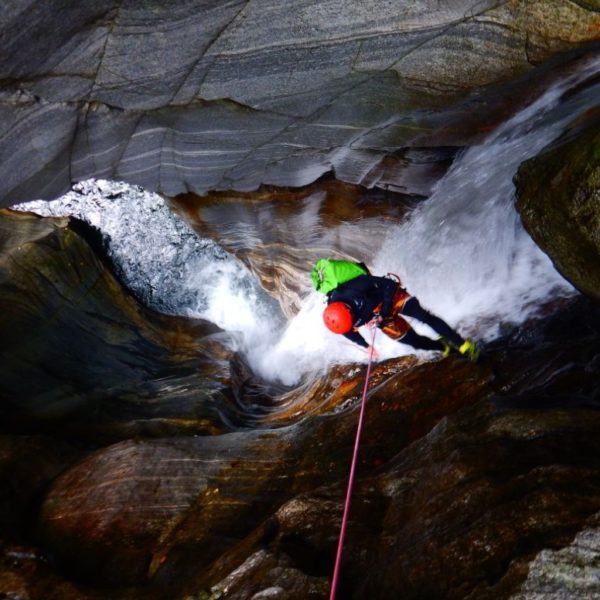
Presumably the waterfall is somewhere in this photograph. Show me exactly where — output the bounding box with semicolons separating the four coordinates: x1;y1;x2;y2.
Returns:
12;57;598;386
258;57;598;381
372;58;599;343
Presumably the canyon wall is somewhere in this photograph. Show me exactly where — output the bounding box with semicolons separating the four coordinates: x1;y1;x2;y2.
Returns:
1;0;598;205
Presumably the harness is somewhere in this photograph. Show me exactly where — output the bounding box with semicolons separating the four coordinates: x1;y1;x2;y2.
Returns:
376;275;411;339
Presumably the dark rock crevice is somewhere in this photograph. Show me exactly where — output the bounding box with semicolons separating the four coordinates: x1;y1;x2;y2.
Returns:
169;0;251;106
85;1;122;103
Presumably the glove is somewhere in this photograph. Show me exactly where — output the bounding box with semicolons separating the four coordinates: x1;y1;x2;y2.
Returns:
367;314;383;329
366;345;379;360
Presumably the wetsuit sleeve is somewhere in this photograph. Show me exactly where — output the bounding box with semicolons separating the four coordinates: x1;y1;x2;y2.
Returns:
343;330;369;348
375;276;398;318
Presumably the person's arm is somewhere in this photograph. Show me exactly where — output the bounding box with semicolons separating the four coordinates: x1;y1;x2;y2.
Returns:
343;329;379;358
343;329;369;348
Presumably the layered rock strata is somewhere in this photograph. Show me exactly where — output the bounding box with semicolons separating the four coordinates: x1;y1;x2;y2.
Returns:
1;1;599;204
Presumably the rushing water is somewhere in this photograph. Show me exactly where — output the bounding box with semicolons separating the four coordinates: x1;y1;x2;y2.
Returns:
14;180;285;358
374;62;600;343
259;57;599;381
13;57;598;385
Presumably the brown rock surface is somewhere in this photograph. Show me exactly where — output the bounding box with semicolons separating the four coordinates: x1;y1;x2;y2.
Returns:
1;201;599;599
178;299;600;599
173;180;416;316
35;355;488;593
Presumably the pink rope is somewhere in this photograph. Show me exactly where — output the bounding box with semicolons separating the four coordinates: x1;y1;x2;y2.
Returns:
329;327;377;600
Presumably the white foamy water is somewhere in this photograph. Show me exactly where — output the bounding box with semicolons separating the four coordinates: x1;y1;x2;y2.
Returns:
11;57;598;386
261;57;599;381
370;61;599;344
13;180;284;355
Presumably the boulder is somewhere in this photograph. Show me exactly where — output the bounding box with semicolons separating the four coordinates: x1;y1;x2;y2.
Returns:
203;549;329;600
0;209;235;441
39;439;218;584
515;119;600;301
511;515;600;599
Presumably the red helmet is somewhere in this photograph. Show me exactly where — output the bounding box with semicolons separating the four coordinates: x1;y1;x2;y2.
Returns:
323;302;353;334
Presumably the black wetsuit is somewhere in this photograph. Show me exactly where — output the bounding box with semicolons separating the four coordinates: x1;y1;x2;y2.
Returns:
328;274;465;352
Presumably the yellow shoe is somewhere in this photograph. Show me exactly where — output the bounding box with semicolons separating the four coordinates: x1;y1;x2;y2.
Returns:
438;337;453;358
459;339;480;362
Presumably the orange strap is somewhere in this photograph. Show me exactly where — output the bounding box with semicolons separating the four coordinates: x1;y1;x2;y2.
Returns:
379;286;411;339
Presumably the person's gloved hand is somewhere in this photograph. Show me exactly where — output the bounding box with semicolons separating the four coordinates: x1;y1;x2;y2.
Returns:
366;345;379;360
367;314;383;329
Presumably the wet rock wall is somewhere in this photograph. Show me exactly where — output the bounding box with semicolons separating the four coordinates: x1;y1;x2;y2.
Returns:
1;1;599;204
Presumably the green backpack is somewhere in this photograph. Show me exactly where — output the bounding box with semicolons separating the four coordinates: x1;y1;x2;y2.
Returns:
310;258;368;294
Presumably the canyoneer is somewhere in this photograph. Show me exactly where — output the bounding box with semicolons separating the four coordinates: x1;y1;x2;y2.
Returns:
311;258;480;361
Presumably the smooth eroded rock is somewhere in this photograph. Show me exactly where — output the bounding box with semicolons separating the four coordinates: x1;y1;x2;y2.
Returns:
0;209;236;440
36;353;489;592
171;298;600;599
515;118;600;301
1;1;598;203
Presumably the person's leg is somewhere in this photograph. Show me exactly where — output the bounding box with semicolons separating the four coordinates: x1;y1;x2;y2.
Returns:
400;329;446;352
401;297;465;348
381;312;446;353
401;297;480;361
